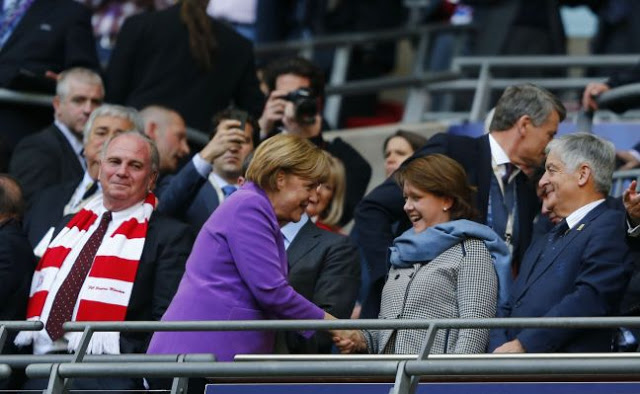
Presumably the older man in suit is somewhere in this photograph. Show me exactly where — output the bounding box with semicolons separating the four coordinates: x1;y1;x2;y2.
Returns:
354;84;566;318
280;214;360;353
24;104;143;251
489;133;633;353
9;68;104;205
16;131;192;391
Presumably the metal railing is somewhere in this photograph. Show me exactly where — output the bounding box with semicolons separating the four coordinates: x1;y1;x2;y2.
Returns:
3;317;640;394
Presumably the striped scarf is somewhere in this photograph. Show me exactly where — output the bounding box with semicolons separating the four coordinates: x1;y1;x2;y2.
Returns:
15;193;156;354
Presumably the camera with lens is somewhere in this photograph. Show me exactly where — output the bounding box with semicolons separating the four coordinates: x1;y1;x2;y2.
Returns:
280;88;319;125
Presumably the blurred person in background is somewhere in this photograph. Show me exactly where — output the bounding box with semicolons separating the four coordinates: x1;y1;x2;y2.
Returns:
305;154;346;233
335;154;509;355
383;130;428;178
106;0;264;134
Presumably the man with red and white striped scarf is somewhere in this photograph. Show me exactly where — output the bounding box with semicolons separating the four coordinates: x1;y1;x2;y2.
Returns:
15;131;193;391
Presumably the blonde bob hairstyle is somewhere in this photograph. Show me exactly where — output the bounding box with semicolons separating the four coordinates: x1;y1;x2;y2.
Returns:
245;134;330;192
319;155;346;226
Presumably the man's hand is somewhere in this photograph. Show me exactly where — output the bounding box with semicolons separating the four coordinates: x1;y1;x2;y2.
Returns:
582;82;610;111
258;89;288;137
199;119;247;163
282;104;322;139
617;150;640;170
493;339;526;353
623;180;640;226
332;329;368;354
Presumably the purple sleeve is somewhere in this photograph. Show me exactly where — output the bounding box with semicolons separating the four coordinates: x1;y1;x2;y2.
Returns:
226;197;325;322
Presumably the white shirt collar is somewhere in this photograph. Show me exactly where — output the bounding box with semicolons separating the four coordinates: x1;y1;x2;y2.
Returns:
565;199;605;230
280;213;309;250
488;133;511;166
210;171;231;189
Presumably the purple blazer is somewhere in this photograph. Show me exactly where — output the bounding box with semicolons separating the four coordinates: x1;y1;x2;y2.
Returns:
147;182;324;361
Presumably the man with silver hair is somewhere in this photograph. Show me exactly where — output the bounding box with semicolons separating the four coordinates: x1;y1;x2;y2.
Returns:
355;83;566;318
24;104;142;253
489;133;633;353
9;68;104;204
17;131;192;392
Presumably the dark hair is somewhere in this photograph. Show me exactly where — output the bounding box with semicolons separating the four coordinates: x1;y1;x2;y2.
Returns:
490;83;566;132
262;57;325;98
395;154;477;221
383;130;428;154
0;174;25;220
210;108;259;148
181;0;217;71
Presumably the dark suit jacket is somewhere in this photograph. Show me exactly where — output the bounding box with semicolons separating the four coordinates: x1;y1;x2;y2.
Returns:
55;211;194;354
23;180;77;248
105;4;265;132
9;124;84;205
0;0;98;90
353;133;539;318
0;220;36;322
488;202;633;353
283;220;360;353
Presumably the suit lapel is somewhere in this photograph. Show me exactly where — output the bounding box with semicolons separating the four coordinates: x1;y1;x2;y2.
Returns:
53;125;83;173
286;220;321;270
476;135;492;223
516;203;607;299
202;183;220;214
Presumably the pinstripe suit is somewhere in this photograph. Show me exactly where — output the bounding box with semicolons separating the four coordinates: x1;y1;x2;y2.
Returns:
364;238;497;354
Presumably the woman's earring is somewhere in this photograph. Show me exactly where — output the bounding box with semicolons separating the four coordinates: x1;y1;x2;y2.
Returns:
443;207;448;212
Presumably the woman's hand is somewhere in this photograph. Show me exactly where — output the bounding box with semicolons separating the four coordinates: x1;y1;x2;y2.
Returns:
331;329;367;354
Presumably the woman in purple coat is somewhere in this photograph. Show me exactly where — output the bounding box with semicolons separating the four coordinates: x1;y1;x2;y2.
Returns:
147;134;335;363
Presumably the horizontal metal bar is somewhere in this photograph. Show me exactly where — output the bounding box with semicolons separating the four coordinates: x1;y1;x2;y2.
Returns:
0;353;215;368
63;316;640;332
429;78;599;91
0;88;52;106
452;55;640;69
26;361;401;379
255;23;473;55
0;321;43;331
405;358;640;376
325;72;460;96
235;353;640;362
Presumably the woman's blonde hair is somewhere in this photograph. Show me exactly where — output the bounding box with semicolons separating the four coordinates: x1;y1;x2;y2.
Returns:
319;155;346;226
245;134;330;191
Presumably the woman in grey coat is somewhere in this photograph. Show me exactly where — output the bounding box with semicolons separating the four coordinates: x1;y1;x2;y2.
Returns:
335;154;511;354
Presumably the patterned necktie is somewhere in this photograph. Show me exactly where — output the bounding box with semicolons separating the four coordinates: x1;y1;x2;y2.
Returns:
45;211;112;341
502;163;514;186
222;185;237;198
549;219;569;243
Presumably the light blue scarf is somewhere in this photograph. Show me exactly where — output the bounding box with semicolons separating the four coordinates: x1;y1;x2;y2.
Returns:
388;219;512;309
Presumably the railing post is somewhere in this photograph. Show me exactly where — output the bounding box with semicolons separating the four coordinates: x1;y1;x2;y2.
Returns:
0;324;8;354
409;323;439;394
44;364;65;394
390;360;410;394
403;27;432;123
470;61;491;122
64;326;93;391
324;45;352;128
171;354;189;394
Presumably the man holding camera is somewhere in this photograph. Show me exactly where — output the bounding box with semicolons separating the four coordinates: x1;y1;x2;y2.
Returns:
259;57;371;225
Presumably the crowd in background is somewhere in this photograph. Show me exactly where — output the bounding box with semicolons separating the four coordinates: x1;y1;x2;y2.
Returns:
1;0;640;392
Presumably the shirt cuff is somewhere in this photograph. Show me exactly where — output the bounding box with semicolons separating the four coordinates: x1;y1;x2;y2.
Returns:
629;150;640;163
192;154;212;178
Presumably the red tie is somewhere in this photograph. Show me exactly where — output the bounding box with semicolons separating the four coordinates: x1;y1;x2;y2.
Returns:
45;211;112;341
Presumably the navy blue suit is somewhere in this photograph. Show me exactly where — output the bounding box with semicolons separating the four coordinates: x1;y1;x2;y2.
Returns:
353;133;539;318
156;160;221;233
489;202;633;353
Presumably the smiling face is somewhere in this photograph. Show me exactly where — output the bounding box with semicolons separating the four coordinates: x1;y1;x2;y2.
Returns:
271;172;319;226
212;123;254;183
402;181;452;233
384;136;414;177
99;134;157;212
538;150;581;218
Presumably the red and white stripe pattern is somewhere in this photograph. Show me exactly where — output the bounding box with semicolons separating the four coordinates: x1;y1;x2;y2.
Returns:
15;193;156;354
